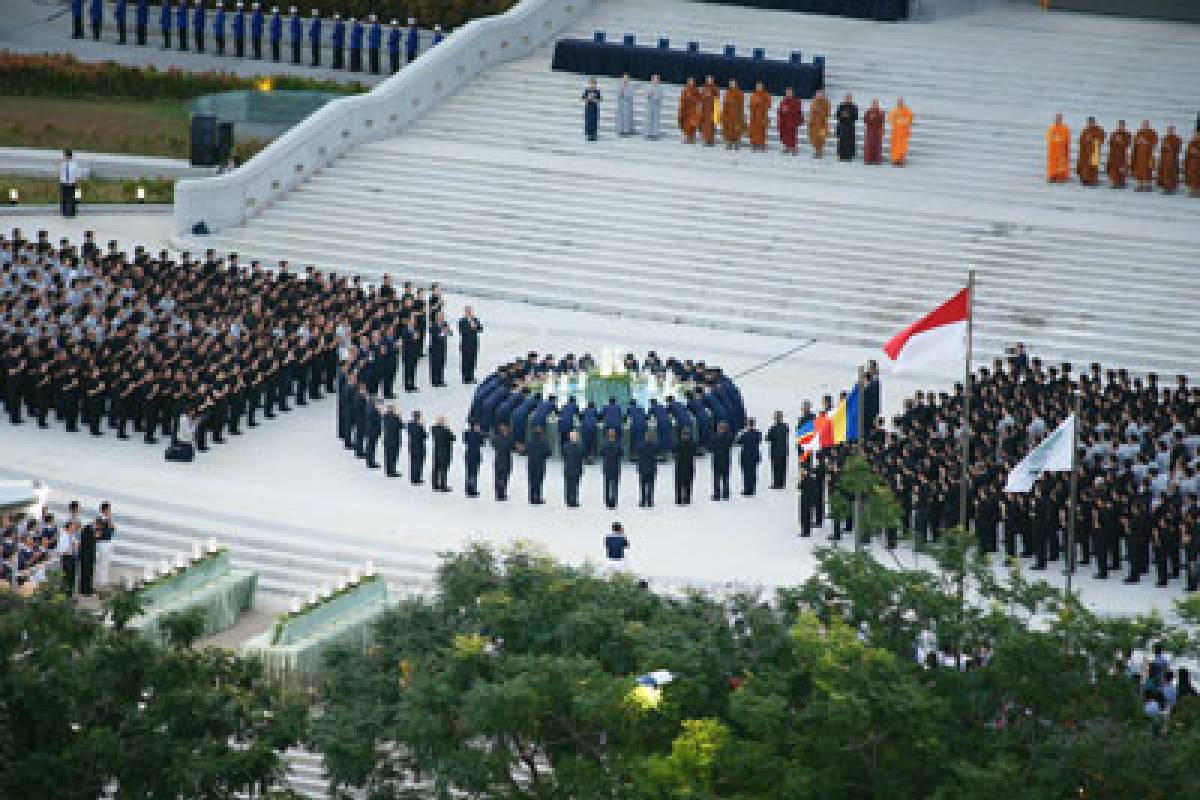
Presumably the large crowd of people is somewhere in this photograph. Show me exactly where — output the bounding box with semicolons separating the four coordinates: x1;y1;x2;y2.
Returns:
0;230;476;463
2;499;116;595
583;75;915;165
1046;114;1200;195
809;345;1199;591
70;0;445;75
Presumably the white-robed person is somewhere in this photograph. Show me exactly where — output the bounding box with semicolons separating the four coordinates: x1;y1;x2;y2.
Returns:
168;410;197;462
644;74;663;139
616;73;635;136
93;501;116;588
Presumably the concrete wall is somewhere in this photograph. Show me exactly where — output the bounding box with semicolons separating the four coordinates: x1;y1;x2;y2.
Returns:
173;0;594;234
1050;0;1200;23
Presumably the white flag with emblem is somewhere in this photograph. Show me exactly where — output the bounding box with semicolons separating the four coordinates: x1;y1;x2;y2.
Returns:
1004;414;1075;493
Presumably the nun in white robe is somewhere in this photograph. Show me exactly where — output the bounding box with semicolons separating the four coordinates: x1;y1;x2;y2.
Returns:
644;74;663;139
615;74;636;136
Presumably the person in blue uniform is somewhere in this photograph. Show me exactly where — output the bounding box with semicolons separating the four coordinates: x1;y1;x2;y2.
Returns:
367;14;382;74
135;0;148;44
348;16;364;72
669;395;692;443
558;395;578;449
431;416;455;492
192;0;205;52
72;0;85;39
232;1;245;56
250;1;264;59
330;12;344;69
159;0;172;48
404;17;419;62
710;421;733;501
526;426;550;504
651;399;673;455
627;399;646;453
637;431;658;507
175;0;188;50
530;395;555;435
288;6;302;63
562;430;584;507
512;392;537;448
492;422;513;500
582;78;601;141
213;1;226;54
673;427;697;504
431;23;444;45
268;5;282;61
687;390;711;451
766;410;789;490
89;0;103;40
428;312;451;387
382;405;402;477
600;428;622;509
463;422;483;496
601;396;622;436
364;400;382;470
737;418;762;496
115;0;128;44
308;8;321;66
580;401;598;460
407;410;427;485
387;18;401;74
495;392;521;437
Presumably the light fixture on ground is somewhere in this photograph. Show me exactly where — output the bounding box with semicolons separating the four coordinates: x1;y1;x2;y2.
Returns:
7;188;16;205
74;187;82;201
136;185;146;203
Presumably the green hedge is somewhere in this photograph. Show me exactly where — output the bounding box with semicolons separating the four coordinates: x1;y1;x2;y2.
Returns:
0;51;365;100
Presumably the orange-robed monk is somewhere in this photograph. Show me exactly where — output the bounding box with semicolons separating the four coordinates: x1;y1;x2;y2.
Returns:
1045;113;1070;183
808;89;830;157
721;79;745;149
887;98;913;166
1183;131;1200;197
1107;119;1131;188
678;77;701;144
699;76;719;146
748;82;771;151
1158;125;1182;193
1131;120;1158;192
1076;116;1105;186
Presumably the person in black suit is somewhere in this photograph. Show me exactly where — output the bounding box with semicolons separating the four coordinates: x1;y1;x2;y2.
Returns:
458;306;482;384
407;410;427;484
600;428;622;509
431;416;455;491
562;430;585;507
429;312;451;387
492;422;514;500
365;399;383;469
463;422;483;497
77;521;97;596
526;425;551;504
401;319;421;393
799;462;820;537
382;404;402;477
673;427;697;504
765;410;789;490
710;422;733;500
636;430;658;508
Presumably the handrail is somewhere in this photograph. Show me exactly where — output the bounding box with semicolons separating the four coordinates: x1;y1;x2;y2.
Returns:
174;0;593;234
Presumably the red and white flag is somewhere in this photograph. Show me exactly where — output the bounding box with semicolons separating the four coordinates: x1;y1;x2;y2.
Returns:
882;287;970;371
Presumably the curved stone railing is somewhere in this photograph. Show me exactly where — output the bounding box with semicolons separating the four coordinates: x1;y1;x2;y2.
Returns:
174;0;593;234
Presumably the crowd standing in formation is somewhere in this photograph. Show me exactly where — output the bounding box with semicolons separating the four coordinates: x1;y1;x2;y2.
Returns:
582;74;915;165
807;346;1199;592
2;499;116;596
1046;113;1200;196
69;0;446;75
0;230;467;464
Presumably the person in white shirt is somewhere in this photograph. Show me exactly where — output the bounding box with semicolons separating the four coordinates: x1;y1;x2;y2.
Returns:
59;149;80;218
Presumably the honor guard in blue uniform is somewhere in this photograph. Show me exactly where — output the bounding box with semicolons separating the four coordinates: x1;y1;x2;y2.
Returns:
192;0;205;52
710;421;733;500
463;422;483;496
405;17;419;63
308;8;321;66
432;23;444;45
526;426;550;504
330;12;344;69
581;401;599;458
407;411;427;484
115;0;128;44
268;6;282;61
288;6;302;63
159;0;172;47
626;399;646;452
250;1;264;59
600;428;622;509
88;0;103;40
348;16;364;72
175;0;188;50
71;0;84;39
135;0;148;44
382;405;402;477
559;396;578;449
232;1;245;56
213;1;226;54
736;418;762;496
367;14;382;74
387;18;401;73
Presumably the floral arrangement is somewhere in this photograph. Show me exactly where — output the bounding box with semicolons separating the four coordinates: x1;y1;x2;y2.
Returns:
271;571;381;646
133;545;229;595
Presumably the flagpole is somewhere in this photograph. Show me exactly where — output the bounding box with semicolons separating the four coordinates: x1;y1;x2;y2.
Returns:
959;270;975;535
1065;389;1080;599
855;365;865;553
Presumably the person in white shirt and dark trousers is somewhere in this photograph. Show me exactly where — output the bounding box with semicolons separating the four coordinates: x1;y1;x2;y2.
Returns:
60;150;80;218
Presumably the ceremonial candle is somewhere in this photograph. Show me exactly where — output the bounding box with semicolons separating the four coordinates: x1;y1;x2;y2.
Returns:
307;590;318;605
290;597;302;614
174;554;186;570
207;537;217;553
144;566;154;582
159;558;171;575
192;542;202;561
321;581;332;598
349;568;359;583
365;559;375;576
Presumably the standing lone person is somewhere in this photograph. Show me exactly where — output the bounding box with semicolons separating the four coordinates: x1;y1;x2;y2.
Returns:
582;78;601;142
604;522;629;574
458;306;482;383
836;93;858;161
766;411;789;490
59;150;80;218
1045;113;1070;183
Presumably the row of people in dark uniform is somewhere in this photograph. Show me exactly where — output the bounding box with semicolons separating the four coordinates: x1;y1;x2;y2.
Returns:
808;347;1199;591
2;500;116;596
70;0;443;75
0;230;478;463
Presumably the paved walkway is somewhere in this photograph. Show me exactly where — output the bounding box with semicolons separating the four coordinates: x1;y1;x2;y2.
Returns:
0;146;215;180
0;0;439;86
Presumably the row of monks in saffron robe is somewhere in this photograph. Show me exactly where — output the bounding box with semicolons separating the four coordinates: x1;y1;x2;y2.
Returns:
1046;114;1200;195
676;78;915;165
